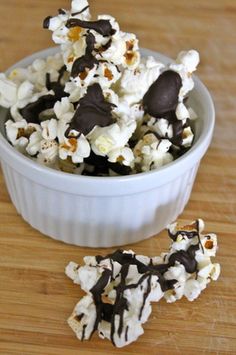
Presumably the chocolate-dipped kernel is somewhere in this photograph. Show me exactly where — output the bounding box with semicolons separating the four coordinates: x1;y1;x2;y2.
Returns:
43;16;52;29
168;249;198;274
71;33;99;78
66;18;116;37
168;219;200;242
143;70;182;118
66;83;115;136
20;95;57;124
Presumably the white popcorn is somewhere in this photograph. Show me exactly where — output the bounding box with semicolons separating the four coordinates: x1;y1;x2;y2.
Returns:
88;121;136;157
94;27;140;71
176;50;200;74
5;119;42;154
8;67;29;85
49;16;65;32
93;62;121;89
184;279;202;301
68;295;97;340
59;131;91;164
108;147;134;167
25;130;42;156
182;126;194;147
210;263;221;281
38;139;59;166
83;256;97;267
200;233;218;257
54;97;75;119
97;35;126;65
47;0;90;45
41;119;58;140
17;81;34;101
65;261;79;280
148;117;173;139
169;50;200;101
71;0;90;18
175;102;190;121
0;74;18;108
134;133;173;172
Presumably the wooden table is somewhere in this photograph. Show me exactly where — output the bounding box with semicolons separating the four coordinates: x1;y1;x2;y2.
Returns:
0;1;235;354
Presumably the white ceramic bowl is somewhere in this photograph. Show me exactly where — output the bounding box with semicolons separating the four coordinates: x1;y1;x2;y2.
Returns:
0;47;215;247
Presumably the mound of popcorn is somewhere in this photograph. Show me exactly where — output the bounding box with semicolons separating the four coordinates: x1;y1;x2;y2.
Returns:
0;0;200;175
65;219;220;347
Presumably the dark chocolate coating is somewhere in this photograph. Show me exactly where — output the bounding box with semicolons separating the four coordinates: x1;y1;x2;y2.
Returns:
168;249;198;274
20;95;57;124
143;70;182;118
66;18;116;37
108;162;132;176
71;33;99;78
66;83;115;136
20;66;68;124
90;268;112;337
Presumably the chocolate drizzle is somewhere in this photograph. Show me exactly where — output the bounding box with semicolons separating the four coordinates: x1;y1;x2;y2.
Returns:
138;275;151;320
89;240;200;344
90;268;112;337
20;66;68;124
125;326;129;342
20;95;57;124
66;83;115;136
71;33;99;78
43;16;52;29
71;5;90;16
143;70;182;118
66;18;116;37
168;246;198;273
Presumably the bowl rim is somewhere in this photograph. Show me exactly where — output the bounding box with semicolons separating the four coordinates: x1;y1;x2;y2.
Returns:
0;47;215;194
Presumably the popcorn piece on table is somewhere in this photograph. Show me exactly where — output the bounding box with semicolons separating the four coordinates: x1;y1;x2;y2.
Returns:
65;219;220;347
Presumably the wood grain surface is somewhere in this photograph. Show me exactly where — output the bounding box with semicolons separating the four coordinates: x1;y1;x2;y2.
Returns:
0;1;236;354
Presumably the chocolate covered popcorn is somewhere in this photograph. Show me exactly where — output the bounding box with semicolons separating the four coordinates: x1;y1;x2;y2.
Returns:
0;0;200;175
65;219;220;347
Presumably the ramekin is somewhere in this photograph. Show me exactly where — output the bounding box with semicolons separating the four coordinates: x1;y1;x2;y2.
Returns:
0;47;215;247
